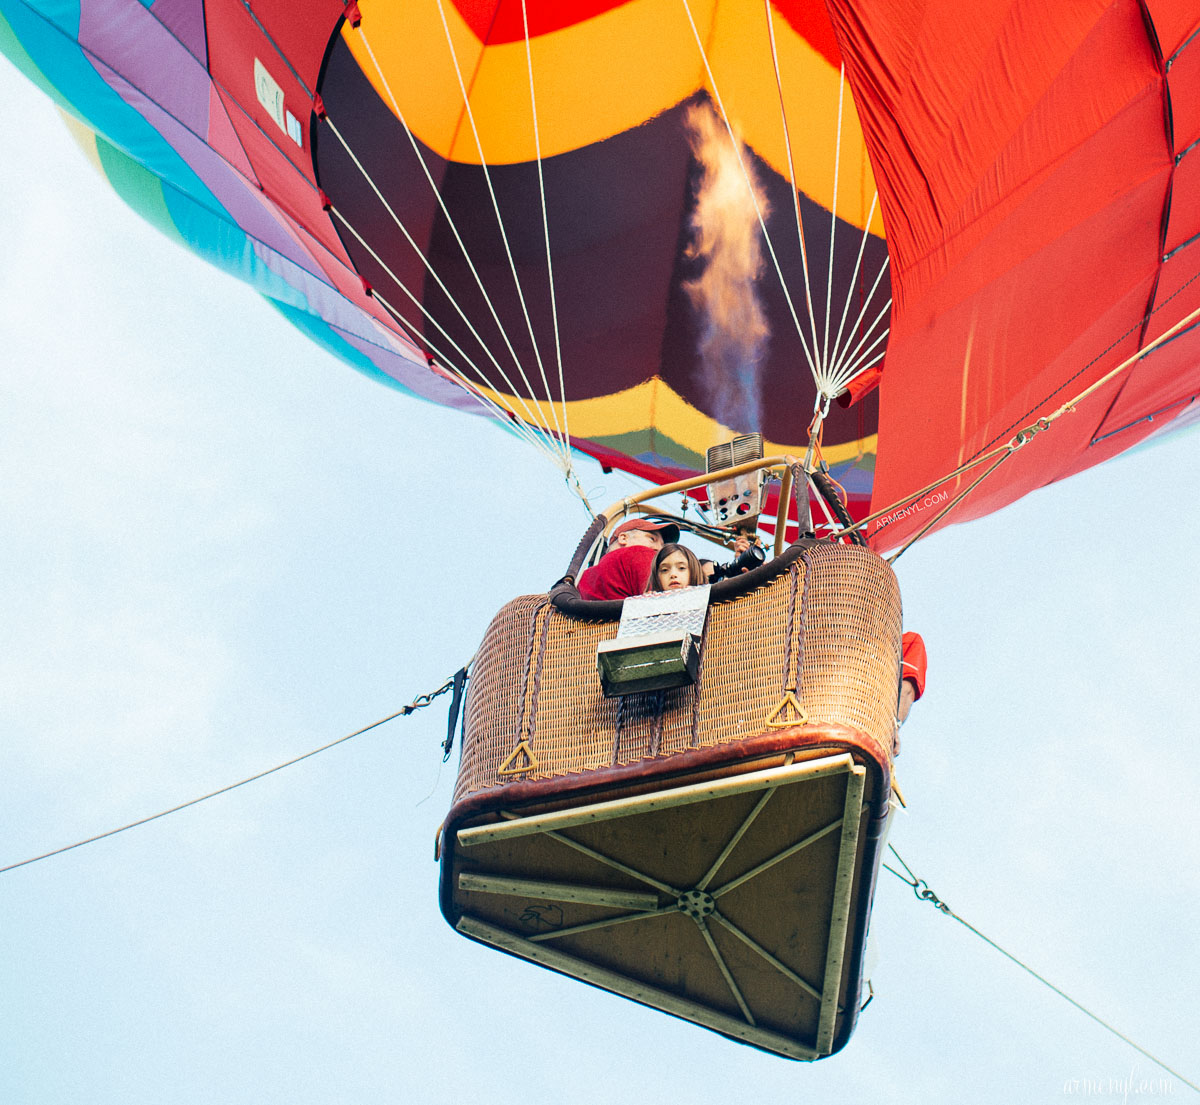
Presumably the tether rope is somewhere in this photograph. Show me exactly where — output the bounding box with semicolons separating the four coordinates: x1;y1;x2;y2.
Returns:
884;847;1200;1094
0;673;465;877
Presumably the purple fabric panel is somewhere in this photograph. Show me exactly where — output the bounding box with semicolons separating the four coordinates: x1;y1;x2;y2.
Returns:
150;0;208;64
337;327;482;410
79;0;209;136
86;52;328;281
247;241;478;410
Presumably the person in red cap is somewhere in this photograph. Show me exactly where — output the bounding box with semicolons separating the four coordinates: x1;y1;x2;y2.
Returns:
576;518;681;600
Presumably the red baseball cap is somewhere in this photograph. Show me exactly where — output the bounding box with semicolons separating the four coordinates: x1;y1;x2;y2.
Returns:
611;517;680;544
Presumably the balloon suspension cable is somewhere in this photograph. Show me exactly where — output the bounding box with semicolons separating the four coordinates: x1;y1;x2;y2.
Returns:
883;847;1200;1095
0;666;474;877
833;298;1200;556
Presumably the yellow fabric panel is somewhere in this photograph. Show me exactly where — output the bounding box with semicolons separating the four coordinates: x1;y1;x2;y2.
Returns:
346;0;882;235
704;1;884;236
464;374;875;466
345;0;707;167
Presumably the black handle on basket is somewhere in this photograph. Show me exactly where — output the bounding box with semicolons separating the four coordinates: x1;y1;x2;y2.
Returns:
557;512;609;586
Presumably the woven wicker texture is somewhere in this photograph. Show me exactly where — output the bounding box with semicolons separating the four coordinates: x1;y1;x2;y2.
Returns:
454;544;901;803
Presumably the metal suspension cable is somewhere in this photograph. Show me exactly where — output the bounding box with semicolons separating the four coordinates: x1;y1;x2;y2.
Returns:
326;205;569;468
352;24;548;438
0;674;465;877
321;115;565;444
520;0;572;455
822;66;846;385
679;0;816;376
884;847;1200;1094
365;282;571;472
763;0;822;374
432;0;569;459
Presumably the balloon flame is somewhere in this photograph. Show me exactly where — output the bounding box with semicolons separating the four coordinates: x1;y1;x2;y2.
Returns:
682;102;771;436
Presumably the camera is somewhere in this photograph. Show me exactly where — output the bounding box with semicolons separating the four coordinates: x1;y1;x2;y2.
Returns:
708;544;766;582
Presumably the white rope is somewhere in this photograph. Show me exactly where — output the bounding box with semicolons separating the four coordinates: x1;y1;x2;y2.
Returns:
822;66;846;385
520;0;572;454
763;0;821;377
827;261;891;393
680;0;813;366
329;205;570;468
369;285;571;472
353;26;550;434
825;189;885;391
322;115;564;440
829;304;891;393
432;0;569;461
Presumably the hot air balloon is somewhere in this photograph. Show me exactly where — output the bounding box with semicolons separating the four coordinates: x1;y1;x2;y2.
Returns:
3;0;1198;1066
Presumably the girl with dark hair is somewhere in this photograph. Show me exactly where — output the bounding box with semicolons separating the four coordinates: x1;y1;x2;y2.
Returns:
648;543;705;592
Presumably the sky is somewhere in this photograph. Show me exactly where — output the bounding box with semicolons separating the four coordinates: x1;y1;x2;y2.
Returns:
2;52;1198;1105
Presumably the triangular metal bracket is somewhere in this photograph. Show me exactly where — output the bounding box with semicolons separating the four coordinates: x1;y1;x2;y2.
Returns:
765;691;809;729
497;738;540;776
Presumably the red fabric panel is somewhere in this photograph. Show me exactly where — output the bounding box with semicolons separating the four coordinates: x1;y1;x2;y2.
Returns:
1164;145;1200;255
223;0;343;89
204;0;351;266
824;0;1190;550
450;0;628;45
1142;0;1200;58
1165;28;1200;152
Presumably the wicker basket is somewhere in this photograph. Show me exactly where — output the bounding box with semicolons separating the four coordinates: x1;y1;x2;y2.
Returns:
440;541;903;1060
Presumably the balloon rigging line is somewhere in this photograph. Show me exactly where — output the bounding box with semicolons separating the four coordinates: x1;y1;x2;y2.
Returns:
352;23;567;467
366;282;573;475
823;66;846;384
433;0;570;457
326;205;568;469
679;0;818;380
520;0;573;458
883;847;1200;1094
830;313;890;394
321;117;563;454
763;0;822;372
835;298;1200;554
825;192;891;394
0;672;466;878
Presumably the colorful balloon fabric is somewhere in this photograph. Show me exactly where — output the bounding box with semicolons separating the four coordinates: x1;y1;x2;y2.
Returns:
3;0;1197;550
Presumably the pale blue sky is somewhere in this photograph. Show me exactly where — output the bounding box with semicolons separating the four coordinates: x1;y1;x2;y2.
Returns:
2;56;1197;1104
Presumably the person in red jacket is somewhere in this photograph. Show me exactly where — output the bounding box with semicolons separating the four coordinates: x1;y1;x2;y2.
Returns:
898;631;927;723
577;518;680;600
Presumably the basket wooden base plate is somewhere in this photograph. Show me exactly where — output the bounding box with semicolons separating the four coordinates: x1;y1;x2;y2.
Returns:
443;749;883;1059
